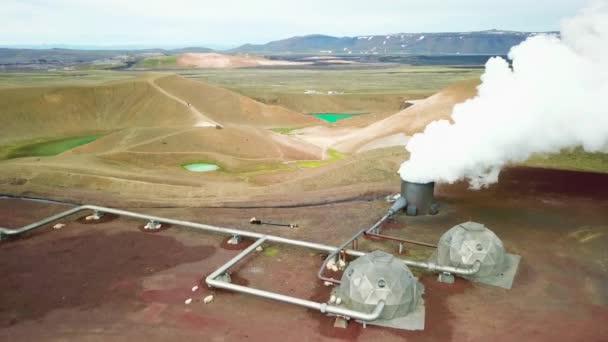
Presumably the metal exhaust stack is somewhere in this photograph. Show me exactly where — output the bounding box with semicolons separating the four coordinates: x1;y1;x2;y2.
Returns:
400;180;439;216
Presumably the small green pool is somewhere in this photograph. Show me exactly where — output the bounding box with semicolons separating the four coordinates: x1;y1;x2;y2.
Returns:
182;163;220;172
310;113;365;123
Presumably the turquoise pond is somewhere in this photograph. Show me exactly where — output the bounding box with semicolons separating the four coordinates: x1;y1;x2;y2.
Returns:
182;163;220;172
310;113;365;123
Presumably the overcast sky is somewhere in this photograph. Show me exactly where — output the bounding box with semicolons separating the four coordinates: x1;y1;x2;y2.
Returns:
0;0;589;48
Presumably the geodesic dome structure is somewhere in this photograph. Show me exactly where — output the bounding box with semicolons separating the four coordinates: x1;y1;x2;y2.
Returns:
337;250;424;320
436;221;507;278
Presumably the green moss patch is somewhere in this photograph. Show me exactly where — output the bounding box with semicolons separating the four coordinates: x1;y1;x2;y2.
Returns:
135;55;177;68
263;246;280;257
270;127;300;135
294;149;346;169
1;134;104;160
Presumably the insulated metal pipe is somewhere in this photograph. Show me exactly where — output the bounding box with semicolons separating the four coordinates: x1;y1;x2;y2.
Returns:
0;205;364;257
0;204;479;276
364;231;438;248
317;208;480;284
207;278;386;321
402;259;481;276
317;213;391;285
205;235;386;322
207;237;267;281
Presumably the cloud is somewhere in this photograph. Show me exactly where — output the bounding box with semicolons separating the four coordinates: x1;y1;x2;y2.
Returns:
0;0;589;46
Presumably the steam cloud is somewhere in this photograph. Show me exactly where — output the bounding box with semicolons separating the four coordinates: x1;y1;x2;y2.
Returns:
399;0;608;189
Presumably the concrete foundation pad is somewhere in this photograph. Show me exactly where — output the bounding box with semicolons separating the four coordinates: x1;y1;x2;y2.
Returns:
428;252;521;289
359;299;425;331
467;253;521;289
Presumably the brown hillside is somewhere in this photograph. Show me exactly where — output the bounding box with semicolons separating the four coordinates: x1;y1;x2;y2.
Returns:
154;75;321;128
332;78;480;152
176;53;309;68
0;76;197;144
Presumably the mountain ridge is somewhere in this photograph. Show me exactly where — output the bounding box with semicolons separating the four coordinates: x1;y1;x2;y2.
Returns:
232;30;559;55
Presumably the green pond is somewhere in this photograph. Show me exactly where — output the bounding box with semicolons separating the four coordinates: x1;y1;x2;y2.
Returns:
182;163;220;172
310;113;365;123
5;135;104;159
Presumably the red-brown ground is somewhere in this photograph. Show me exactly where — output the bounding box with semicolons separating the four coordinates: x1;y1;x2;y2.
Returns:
1;167;608;341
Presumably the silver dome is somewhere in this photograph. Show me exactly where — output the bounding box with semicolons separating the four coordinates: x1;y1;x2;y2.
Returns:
437;221;507;278
337;250;424;320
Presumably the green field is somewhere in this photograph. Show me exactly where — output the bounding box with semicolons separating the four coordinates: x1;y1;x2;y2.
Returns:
1;135;104;160
134;56;178;68
523;148;608;174
179;66;481;95
179;66;482;114
294;149;346;168
270;127;301;135
0;71;136;88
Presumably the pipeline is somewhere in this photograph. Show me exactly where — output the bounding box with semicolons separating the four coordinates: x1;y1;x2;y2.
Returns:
317;196;479;285
317;213;391;285
317;197;407;284
205;236;386;322
0;204;479;278
0;203;478;321
0;205;363;257
364;231;438;248
0;204;387;322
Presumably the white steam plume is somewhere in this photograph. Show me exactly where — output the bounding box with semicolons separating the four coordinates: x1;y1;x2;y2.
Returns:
399;0;608;189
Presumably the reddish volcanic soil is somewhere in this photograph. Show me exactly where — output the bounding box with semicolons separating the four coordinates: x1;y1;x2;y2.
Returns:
1;167;608;341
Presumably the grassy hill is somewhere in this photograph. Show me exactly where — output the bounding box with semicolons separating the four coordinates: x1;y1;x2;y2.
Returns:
154;75;321;127
0;75;197;144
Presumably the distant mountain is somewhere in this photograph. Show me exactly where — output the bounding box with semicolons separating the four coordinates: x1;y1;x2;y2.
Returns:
232;30;559;55
0;47;213;70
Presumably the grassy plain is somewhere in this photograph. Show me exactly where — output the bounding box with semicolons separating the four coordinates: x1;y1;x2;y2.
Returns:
179;66;483;114
523;148;608;174
180;66;481;95
134;56;177;68
0;71;136;88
